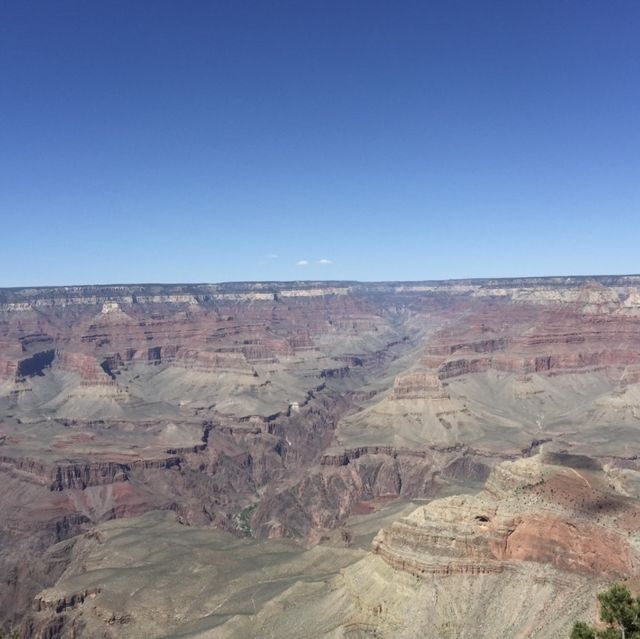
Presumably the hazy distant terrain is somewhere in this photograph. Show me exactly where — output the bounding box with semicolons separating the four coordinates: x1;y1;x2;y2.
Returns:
2;277;640;637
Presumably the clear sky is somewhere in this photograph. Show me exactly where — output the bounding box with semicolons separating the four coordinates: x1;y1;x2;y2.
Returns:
1;1;639;286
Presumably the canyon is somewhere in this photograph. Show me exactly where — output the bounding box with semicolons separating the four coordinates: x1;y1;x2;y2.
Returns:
1;276;640;637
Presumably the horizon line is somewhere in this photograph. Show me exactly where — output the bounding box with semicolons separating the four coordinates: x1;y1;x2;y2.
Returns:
2;272;640;291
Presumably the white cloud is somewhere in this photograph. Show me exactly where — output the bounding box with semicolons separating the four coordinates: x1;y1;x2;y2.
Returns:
317;258;333;265
296;260;308;266
265;253;278;259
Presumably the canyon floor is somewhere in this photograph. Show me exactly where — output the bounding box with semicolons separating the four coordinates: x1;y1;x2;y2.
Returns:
2;277;640;637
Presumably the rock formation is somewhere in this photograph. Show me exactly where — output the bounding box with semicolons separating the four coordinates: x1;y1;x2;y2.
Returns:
1;277;640;637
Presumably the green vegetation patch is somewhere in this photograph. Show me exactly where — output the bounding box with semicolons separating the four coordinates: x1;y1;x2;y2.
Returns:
571;583;640;638
234;504;257;537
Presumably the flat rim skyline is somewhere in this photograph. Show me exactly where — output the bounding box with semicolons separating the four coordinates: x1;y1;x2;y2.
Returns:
2;272;640;292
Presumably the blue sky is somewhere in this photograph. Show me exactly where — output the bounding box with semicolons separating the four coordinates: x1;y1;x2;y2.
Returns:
1;1;639;286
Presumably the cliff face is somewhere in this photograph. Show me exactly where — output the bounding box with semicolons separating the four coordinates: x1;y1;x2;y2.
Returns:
372;456;640;579
2;277;640;637
22;456;640;639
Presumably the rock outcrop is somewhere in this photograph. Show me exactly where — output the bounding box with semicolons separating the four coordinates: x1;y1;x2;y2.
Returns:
373;456;640;579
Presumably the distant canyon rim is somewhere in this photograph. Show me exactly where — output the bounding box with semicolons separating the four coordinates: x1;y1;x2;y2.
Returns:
2;276;640;638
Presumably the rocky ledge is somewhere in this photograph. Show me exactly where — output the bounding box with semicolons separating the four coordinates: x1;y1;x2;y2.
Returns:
373;455;640;579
